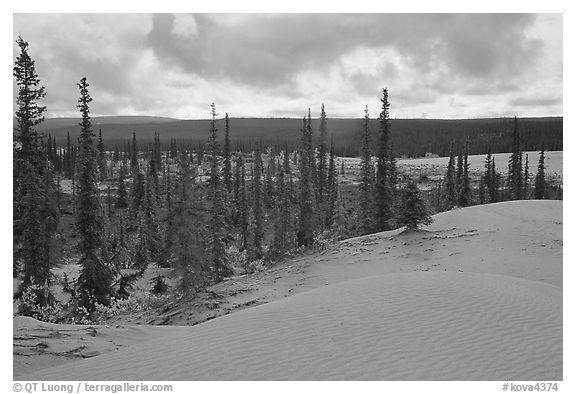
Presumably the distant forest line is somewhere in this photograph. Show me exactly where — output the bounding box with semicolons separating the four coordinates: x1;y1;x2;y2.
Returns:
32;116;563;158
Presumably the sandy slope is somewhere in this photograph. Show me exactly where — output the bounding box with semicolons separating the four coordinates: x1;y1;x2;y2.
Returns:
20;272;561;381
13;317;189;379
16;200;563;380
299;200;562;293
340;151;563;178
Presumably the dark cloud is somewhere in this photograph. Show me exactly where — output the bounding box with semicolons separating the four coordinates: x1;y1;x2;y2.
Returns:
464;83;520;96
145;13;542;88
509;96;562;107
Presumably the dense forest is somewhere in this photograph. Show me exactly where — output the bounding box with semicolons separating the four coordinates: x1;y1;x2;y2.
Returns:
26;115;563;159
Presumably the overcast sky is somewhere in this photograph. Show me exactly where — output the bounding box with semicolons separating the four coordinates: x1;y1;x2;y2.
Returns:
12;13;562;119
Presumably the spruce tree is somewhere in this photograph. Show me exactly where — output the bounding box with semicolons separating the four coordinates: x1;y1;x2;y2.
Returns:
534;149;547;199
253;142;264;258
65;132;73;178
46;134;53;164
490;157;499;203
317;104;328;203
456;148;463;195
13;36;46;175
271;155;292;258
112;146;120;164
223;113;232;193
75;77;113;310
140;168;161;265
358;106;375;235
97;129;107;180
239;156;250;252
297;115;315;247
307;109;318;201
480;150;492;204
148;157;160;201
16;162;56;308
398;179;433;231
523;154;529;199
443;142;457;209
106;185;113;218
508;116;523;200
207;103;232;280
152;132;162;171
13;36;58;307
233;155;241;206
457;140;472;207
283;145;294;204
375;88;394;231
131;172;145;220
165;155;172;211
115;163;128;209
264;155;275;208
325;137;338;228
131;131;138;174
14;35;48;251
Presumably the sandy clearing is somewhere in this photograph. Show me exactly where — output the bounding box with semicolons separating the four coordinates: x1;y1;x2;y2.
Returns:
293;200;562;295
398;151;563;178
13;317;189;379
19;271;561;381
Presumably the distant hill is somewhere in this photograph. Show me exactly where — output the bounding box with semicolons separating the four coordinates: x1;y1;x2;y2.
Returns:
36;116;179;129
26;116;563;158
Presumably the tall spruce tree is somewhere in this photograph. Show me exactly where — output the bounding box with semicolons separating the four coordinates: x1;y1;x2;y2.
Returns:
253;142;264;258
456;148;464;195
325;137;338;228
457;140;472;207
238;156;250;252
480;149;492;204
307;109;318;201
97;129;106;180
490;157;499;203
64;132;73;178
148;157;160;202
508;116;523;200
297;115;315;247
233;155;241;207
75;77;113;310
131;131;138;174
375;88;394;231
534;149;547;199
152;132;162;171
131;172;145;220
317;104;328;203
523;154;529;200
207;103;232;280
13;35;47;249
115;163;128;209
13;36;58;308
106;185;113;218
140;167;161;266
264;155;275;208
13;36;46;175
358;106;375;235
223;113;232;194
271;152;292;258
443;142;457;209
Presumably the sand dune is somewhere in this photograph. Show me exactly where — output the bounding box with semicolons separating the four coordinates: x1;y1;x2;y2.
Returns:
15;200;563;380
20;271;561;381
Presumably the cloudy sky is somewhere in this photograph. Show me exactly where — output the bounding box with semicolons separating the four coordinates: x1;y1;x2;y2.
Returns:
12;13;562;119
